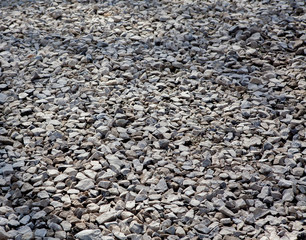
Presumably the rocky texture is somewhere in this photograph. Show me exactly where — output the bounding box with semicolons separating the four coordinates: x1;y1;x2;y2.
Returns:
0;0;305;239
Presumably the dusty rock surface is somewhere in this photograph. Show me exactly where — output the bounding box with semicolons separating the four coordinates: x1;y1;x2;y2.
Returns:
0;0;305;239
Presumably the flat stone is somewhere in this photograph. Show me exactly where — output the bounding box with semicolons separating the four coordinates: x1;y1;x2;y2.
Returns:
0;228;10;239
0;93;8;104
155;178;168;192
61;221;72;232
75;229;103;240
1;164;14;176
96;211;118;224
253;208;270;220
21;183;34;193
31;128;46;136
0;136;14;145
15;206;29;215
129;221;143;234
258;186;270;199
176;226;186;237
32;210;47;220
159;139;170;149
243;136;262;148
19;215;31;225
291;167;304;177
54;174;69;183
218;206;236;218
125;201;135;210
194;223;211;234
282;189;294;202
75;179;95;191
278;179;292;188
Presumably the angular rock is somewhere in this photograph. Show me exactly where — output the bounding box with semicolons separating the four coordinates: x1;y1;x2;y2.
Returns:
75;179;95;191
75;229;102;240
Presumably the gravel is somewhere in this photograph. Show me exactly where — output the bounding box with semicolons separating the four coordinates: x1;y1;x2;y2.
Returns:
0;0;305;239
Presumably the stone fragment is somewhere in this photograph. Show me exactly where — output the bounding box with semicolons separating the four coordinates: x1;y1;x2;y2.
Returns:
75;179;95;191
155;178;168;192
0;93;8;104
0;136;14;145
21;183;34;193
282;189;294;202
0;228;9;239
218;206;236;218
159;139;170;149
32;211;47;220
75;229;102;240
50;10;63;19
96;211;119;224
291;167;304;177
130;221;144;234
278;179;292;188
0;164;14;176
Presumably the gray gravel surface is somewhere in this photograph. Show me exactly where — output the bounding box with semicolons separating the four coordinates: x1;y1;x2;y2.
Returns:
0;0;305;239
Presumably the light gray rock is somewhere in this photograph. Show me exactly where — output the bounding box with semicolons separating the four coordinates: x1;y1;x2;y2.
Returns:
0;93;8;104
75;179;95;191
0;164;13;176
278;179;292;188
0;228;10;239
75;229;103;240
0;136;14;145
218;206;236;218
96;211;119;225
291;167;304;177
155;178;168;192
282;189;294;202
258;186;270;199
32;210;47;220
129;221;144;234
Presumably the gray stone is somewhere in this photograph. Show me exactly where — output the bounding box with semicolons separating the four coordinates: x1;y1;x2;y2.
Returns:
0;164;14;176
218;206;236;218
0;93;7;104
75;179;95;191
21;183;34;193
0;228;10;239
19;215;31;225
194;224;210;234
37;190;49;199
15;206;30;215
34;228;47;237
291;167;304;177
0;217;8;226
129;221;144;234
31;128;46;136
176;226;186;237
60;221;72;232
278;179;292;188
253;208;270;220
53;174;69;183
159;139;170;149
282;189;294;202
32;210;47;220
258;186;270;199
0;136;14;145
96;211;118;224
155;178;168;192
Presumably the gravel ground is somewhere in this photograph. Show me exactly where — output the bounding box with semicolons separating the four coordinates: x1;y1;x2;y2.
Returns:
0;0;305;239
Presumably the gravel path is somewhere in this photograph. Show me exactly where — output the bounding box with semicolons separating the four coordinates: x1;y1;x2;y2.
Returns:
0;0;305;239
